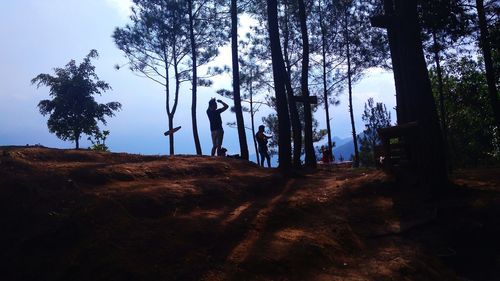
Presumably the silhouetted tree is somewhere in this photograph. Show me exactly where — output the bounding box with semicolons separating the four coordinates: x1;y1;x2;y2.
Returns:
372;0;447;189
297;0;316;167
239;48;271;164
88;129;111;152
280;0;303;168
267;0;292;169
230;0;249;160
475;0;500;142
419;0;473;151
359;98;391;166
217;55;270;164
31;50;121;149
113;0;190;155
310;0;343;163
187;0;229;155
326;0;389;167
430;57;500;166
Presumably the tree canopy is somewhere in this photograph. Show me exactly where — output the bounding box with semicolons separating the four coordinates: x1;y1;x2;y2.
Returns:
31;50;121;149
358;97;391;166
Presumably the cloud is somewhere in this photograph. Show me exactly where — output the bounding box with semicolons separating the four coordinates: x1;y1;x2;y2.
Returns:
105;0;133;19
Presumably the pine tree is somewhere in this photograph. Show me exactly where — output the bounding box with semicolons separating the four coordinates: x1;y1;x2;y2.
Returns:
113;0;190;155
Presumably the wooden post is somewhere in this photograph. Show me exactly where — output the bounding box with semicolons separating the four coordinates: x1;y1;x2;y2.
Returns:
371;0;447;190
292;95;318;105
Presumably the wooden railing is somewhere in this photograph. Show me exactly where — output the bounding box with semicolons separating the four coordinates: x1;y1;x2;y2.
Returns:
376;121;419;172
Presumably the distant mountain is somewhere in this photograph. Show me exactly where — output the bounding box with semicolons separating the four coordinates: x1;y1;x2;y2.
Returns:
332;133;366;161
317;134;365;162
333;140;355;161
331;136;351;147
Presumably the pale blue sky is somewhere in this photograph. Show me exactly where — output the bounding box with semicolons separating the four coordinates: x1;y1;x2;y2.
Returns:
0;0;396;158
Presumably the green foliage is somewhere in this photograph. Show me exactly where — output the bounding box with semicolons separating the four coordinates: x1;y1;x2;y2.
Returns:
262;111;327;158
358;98;391;167
31;50;121;149
430;57;500;166
262;114;279;156
328;0;391;75
113;0;190;85
358;137;374;167
87;130;110;152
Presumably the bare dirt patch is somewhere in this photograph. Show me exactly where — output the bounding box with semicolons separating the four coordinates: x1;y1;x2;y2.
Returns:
0;147;498;280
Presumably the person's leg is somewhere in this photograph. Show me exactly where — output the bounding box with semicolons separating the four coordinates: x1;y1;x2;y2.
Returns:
211;131;217;156
215;130;224;156
264;150;271;167
218;130;224;153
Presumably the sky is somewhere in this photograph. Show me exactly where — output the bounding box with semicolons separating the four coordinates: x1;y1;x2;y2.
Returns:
0;0;397;159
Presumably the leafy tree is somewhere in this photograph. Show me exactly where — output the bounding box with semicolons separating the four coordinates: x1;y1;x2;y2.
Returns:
31;50;121;149
262;106;327;162
358;98;391;166
88;130;111;152
474;0;500;142
430;56;499;166
418;0;473;151
114;0;190;155
262;113;279;157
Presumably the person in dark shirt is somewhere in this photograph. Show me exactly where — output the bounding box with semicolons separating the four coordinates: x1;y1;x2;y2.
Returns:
207;98;228;156
256;125;272;167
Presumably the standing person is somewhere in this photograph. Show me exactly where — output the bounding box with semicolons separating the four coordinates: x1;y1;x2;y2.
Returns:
256;125;272;167
207;98;229;156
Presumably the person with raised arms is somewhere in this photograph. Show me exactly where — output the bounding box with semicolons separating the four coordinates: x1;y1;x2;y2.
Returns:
207;98;229;156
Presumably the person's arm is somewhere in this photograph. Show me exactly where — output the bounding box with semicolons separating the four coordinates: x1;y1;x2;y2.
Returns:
217;99;229;112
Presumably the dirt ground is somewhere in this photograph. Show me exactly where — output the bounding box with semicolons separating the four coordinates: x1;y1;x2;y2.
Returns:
0;147;498;281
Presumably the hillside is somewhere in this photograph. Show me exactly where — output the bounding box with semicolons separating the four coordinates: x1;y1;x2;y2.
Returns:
0;147;498;280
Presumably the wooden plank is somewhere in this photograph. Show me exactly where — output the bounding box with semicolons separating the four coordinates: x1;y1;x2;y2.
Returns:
164;126;181;136
292;95;318;104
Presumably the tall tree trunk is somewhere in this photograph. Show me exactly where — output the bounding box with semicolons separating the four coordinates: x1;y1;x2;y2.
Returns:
250;97;260;165
345;11;359;167
168;42;181;156
168;114;174;155
249;72;260;165
476;0;500;141
432;31;447;144
297;0;316;168
283;1;302;168
432;30;451;170
376;0;447;189
322;30;333;161
231;0;249;160
75;132;80;149
372;0;404;121
165;50;172;155
188;0;202;155
320;1;333;161
267;0;292;170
